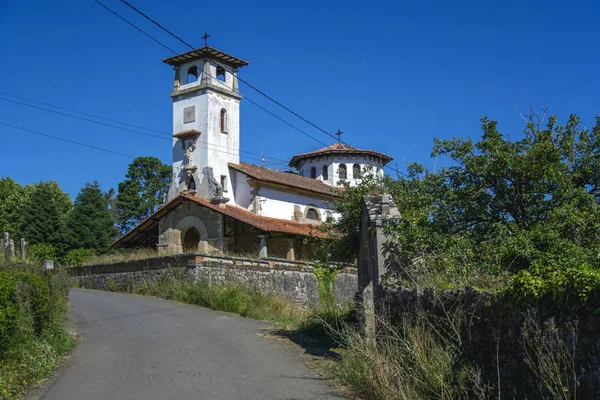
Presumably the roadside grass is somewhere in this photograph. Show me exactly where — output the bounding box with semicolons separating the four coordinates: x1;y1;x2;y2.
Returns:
81;248;265;267
97;271;496;398
104;270;353;333
0;262;75;399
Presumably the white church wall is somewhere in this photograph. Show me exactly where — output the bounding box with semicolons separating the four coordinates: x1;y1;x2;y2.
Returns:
230;169;253;210
205;91;240;201
256;186;335;222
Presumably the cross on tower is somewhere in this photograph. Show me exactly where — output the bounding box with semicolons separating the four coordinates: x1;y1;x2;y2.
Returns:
202;31;211;47
335;129;343;143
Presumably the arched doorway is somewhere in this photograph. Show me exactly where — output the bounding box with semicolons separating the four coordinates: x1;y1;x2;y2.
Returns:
182;227;200;252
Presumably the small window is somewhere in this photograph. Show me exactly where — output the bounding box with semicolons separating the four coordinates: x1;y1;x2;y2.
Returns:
338;164;347;180
353;164;361;178
220;109;227;133
187;66;198;83
322;165;328;180
306;208;319;221
310;167;317;179
216;66;226;81
220;175;227;192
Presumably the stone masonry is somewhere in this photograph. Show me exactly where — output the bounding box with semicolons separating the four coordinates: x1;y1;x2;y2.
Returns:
71;253;358;309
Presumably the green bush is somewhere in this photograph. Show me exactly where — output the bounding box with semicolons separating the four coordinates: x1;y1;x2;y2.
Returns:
26;243;56;264
0;271;50;357
61;248;96;267
0;265;73;399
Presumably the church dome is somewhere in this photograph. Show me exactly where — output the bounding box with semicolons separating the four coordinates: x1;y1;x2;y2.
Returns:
288;142;393;169
289;143;393;187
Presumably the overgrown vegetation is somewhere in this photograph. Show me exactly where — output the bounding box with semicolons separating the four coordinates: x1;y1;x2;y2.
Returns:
0;262;74;399
0;156;171;266
331;314;491;400
321;111;600;301
93;269;351;332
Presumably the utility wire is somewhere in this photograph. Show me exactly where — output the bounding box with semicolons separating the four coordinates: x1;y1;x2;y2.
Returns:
0;121;135;158
102;0;406;176
93;0;176;54
98;0;328;148
0;90;168;135
0;94;291;164
118;0;339;142
118;0;195;49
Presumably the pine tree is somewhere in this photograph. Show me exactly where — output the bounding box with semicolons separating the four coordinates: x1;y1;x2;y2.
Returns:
20;181;72;253
0;177;27;238
64;180;117;253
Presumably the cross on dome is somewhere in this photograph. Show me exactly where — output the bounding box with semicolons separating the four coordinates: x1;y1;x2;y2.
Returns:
202;31;211;46
335;129;343;143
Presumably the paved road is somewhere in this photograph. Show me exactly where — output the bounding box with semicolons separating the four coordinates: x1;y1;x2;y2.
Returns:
42;288;341;400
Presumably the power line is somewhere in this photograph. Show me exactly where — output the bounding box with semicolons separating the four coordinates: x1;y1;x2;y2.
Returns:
0;90;168;135
99;0;404;176
118;0;194;49
94;0;329;149
0;96;168;141
0;94;291;164
0;121;135;158
93;0;176;54
119;0;340;142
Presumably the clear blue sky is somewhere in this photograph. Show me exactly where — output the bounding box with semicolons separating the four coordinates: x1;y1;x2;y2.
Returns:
1;0;599;197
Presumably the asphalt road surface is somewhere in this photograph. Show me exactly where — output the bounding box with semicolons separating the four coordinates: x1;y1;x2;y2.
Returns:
41;288;342;400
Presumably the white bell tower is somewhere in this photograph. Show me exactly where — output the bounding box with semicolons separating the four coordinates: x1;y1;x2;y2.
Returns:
163;41;249;202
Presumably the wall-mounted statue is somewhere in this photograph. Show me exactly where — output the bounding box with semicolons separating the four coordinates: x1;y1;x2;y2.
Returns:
208;174;223;198
184;138;197;166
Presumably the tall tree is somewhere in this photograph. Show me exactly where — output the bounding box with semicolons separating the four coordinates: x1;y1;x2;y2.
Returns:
20;181;71;253
0;177;27;238
64;180;117;253
116;157;171;233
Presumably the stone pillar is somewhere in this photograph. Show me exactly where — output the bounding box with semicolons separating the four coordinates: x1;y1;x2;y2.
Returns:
201;60;212;85
2;232;9;262
358;194;401;341
19;238;25;260
9;239;14;259
286;238;295;260
258;234;268;259
43;260;54;270
173;66;181;90
232;68;239;92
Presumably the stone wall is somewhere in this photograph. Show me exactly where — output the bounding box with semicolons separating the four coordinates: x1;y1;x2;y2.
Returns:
71;253;358;308
378;286;600;398
358;195;600;398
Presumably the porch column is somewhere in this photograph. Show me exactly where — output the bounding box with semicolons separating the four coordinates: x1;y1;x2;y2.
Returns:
258;234;268;258
286;238;295;260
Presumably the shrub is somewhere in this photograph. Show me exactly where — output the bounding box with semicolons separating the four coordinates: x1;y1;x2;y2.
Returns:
0;264;73;399
26;244;56;264
61;248;96;267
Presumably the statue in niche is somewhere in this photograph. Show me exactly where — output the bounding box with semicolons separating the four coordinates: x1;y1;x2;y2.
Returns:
183;138;197;166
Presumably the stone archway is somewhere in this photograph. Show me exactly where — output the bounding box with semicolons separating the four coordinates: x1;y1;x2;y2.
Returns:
182;227;201;252
174;215;209;253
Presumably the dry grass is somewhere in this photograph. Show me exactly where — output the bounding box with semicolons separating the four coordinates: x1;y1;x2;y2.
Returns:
83;248;265;266
522;311;579;399
327;311;492;400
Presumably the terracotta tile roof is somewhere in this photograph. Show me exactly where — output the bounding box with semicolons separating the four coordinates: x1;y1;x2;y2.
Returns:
228;162;340;198
289;142;393;168
173;129;201;139
110;193;326;248
163;46;250;68
181;193;327;238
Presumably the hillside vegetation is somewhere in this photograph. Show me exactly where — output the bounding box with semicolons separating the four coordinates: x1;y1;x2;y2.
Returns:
0;263;74;399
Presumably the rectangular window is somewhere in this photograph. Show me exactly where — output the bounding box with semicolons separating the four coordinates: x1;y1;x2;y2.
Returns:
221;175;228;192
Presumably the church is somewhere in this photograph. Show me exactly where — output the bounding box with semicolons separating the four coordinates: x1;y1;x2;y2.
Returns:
111;44;393;260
